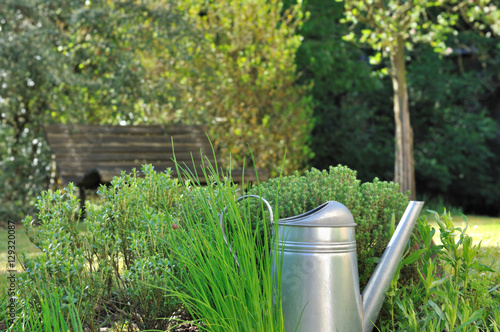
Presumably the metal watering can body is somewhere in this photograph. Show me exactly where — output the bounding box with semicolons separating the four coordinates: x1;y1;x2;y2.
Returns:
221;197;424;332
277;201;363;331
276;200;424;332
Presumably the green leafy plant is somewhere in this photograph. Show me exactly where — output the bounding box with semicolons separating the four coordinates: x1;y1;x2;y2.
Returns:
18;165;185;330
19;183;97;327
380;211;500;331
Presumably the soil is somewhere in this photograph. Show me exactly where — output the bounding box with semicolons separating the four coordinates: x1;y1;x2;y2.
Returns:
168;310;200;332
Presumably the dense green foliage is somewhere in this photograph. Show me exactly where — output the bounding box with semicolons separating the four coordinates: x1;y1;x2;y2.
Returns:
338;0;500;199
173;0;314;176
0;1;66;221
8;163;283;330
0;0;194;222
294;0;394;181
408;43;500;214
159;164;285;331
2;0;500;223
249;165;410;287
17;166;184;330
3;161;499;330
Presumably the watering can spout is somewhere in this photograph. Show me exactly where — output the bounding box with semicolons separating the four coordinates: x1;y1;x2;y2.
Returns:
362;201;424;332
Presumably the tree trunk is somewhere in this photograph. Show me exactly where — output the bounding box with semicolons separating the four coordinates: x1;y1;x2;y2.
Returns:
390;36;416;200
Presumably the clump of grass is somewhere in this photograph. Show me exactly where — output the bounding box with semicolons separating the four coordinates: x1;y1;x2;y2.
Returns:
155;161;285;331
1;282;83;332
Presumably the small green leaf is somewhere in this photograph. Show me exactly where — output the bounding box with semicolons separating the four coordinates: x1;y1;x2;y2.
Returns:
402;248;427;265
429;277;447;289
428;300;446;320
389;212;396;236
455;309;484;330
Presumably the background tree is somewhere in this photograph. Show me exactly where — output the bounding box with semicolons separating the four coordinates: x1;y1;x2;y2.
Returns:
0;0;74;221
293;0;500;214
292;0;395;181
340;0;500;199
169;0;314;176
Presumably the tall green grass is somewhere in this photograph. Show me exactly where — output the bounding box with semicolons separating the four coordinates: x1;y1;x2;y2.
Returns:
1;282;83;332
153;161;286;331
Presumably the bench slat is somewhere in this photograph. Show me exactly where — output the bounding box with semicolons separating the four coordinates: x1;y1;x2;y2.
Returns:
44;124;209;135
45;133;210;143
50;152;215;162
47;142;212;151
57;160;212;171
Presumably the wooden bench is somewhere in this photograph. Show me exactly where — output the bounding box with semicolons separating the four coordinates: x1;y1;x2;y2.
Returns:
43;124;266;211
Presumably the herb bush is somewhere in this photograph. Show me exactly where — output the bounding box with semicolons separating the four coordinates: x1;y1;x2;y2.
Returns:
248;165;410;287
378;211;500;331
16;165;184;331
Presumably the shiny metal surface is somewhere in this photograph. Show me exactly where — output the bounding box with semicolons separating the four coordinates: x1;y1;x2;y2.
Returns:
277;200;424;332
277;201;363;332
362;201;424;332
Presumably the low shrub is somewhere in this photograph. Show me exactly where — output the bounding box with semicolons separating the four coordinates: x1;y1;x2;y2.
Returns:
248;165;410;287
18;183;100;329
378;211;500;331
16;164;184;331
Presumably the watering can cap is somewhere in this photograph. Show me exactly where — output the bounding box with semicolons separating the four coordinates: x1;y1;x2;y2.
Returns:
279;201;356;227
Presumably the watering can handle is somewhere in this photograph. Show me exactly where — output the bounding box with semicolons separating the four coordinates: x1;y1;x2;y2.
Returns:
219;194;274;248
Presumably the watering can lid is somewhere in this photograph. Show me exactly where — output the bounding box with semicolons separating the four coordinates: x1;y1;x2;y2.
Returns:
278;201;356;227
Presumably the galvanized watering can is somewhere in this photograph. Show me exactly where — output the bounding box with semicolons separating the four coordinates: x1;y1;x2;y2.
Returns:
221;196;424;332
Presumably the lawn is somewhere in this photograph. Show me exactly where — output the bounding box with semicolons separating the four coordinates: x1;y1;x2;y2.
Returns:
0;222;39;297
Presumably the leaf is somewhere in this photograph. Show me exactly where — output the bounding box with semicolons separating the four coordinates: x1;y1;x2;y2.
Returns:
472;262;495;273
389;212;396;236
428;300;446;320
455;308;484;330
342;32;355;42
402;248;427;265
419;311;436;332
429;277;448;289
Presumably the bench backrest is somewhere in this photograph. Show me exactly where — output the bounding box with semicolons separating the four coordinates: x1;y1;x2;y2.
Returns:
43;124;224;186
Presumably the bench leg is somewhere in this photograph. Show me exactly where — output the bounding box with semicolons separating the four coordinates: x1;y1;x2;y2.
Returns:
79;186;86;219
